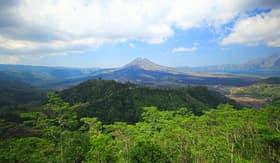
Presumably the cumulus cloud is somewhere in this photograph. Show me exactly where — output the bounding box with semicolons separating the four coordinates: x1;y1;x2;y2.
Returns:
0;0;279;60
222;9;280;47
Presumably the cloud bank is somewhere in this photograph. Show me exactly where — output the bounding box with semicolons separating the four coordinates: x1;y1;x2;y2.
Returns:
0;0;279;60
222;9;280;47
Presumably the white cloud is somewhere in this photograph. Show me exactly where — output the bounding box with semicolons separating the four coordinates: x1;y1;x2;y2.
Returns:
0;35;104;55
0;0;279;60
168;0;280;29
172;46;197;53
222;9;280;47
172;42;199;54
129;43;135;48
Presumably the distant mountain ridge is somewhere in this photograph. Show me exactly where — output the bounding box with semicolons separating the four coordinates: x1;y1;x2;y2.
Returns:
0;57;268;89
0;64;99;86
179;54;280;76
83;58;258;87
247;54;280;69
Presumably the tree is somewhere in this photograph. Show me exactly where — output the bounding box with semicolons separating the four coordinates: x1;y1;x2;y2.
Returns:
81;117;116;162
20;93;87;162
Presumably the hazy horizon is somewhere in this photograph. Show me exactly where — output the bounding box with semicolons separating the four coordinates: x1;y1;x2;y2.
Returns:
0;53;279;69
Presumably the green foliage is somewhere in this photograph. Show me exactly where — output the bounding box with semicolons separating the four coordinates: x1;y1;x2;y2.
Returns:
0;93;89;162
76;102;280;162
0;87;279;162
0;79;46;131
83;103;280;162
129;140;169;163
0;137;58;162
61;80;234;123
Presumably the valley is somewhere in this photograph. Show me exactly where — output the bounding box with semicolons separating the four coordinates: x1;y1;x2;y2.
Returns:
0;77;279;162
0;58;279;162
1;1;280;162
1;57;266;90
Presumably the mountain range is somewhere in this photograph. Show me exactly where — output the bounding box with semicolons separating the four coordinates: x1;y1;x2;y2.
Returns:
1;54;279;89
179;54;280;76
83;58;258;87
0;65;99;87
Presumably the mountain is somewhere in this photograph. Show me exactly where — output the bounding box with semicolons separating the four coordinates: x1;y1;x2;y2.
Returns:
42;58;260;88
179;54;280;76
124;58;165;70
247;54;280;69
122;57;180;73
87;58;258;87
0;58;260;89
60;79;237;123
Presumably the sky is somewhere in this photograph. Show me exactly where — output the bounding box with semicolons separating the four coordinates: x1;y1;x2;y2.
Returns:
0;0;280;68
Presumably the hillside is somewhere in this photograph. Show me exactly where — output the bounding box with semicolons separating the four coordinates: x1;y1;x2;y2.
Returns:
230;82;280;102
0;79;46;124
0;64;99;86
0;79;45;107
60;79;236;123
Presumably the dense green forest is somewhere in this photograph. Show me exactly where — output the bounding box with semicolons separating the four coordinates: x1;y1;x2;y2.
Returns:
60;80;236;123
0;93;279;162
0;79;45;106
0;79;279;162
0;79;46;127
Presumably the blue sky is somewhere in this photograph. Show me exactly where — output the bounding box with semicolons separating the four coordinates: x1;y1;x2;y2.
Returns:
0;0;280;68
24;27;280;68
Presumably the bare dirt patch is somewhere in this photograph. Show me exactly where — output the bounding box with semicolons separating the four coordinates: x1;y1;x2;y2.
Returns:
226;95;267;108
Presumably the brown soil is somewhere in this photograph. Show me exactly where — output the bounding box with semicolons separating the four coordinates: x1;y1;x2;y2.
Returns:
226;95;267;108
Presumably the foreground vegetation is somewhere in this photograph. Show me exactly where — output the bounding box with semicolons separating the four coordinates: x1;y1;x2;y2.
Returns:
0;93;279;162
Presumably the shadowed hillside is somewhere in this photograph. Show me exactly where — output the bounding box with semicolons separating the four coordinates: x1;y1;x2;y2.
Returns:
60;79;236;123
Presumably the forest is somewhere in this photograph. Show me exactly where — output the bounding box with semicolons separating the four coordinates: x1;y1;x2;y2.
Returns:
0;80;279;162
